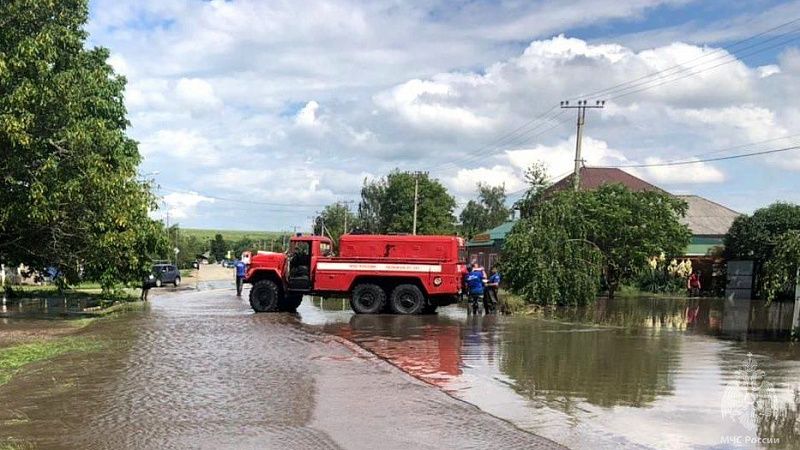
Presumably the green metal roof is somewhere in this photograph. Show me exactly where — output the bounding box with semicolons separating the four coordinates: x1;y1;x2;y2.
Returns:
468;220;517;246
684;236;724;256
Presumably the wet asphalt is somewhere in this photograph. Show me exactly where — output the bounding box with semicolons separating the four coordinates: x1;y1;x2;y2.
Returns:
0;287;562;450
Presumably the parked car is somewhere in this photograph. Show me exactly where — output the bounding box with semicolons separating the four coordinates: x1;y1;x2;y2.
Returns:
144;264;181;288
221;259;235;268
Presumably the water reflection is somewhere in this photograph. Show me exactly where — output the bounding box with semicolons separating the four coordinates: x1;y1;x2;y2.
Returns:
322;314;462;386
301;296;800;449
0;297;90;318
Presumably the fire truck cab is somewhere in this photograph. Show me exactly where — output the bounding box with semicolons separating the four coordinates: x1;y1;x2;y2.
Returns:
244;234;466;315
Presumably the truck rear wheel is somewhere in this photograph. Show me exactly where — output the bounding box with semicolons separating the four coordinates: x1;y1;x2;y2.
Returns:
350;283;386;314
390;284;425;315
250;280;281;312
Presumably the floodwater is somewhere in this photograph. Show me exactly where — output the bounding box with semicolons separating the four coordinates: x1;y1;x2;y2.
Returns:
0;289;559;449
300;296;800;449
2;290;798;449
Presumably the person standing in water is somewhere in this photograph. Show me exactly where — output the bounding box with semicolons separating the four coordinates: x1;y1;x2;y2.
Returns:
235;259;247;296
485;266;501;314
466;263;487;314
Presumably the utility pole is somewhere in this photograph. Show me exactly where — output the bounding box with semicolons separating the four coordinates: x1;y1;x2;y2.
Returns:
412;175;418;235
339;200;355;235
560;100;605;191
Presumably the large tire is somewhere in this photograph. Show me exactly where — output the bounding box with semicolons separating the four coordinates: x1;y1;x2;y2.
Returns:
250;280;281;312
281;294;303;312
155;278;162;288
174;276;181;287
350;283;386;314
390;284;426;315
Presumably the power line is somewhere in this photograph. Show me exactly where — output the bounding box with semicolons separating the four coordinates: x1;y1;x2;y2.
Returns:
430;18;800;179
602;143;800;168
574;17;800;101
427;107;565;174
606;32;800;101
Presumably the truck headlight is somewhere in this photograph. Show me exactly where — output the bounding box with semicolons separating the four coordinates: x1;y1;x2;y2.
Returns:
433;276;442;286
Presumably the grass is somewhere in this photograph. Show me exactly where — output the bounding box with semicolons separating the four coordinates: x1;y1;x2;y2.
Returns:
498;289;529;314
0;337;103;387
616;284;690;299
181;228;287;243
0;440;35;450
5;284;139;303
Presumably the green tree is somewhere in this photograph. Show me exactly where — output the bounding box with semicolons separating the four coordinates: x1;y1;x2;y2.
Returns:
724;202;800;262
357;171;456;235
502;184;690;304
760;231;800;302
0;0;166;291
514;161;552;218
459;183;511;239
724;202;800;299
314;203;357;248
209;234;228;262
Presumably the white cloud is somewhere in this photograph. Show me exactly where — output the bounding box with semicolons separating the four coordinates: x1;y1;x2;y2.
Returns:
295;101;321;127
141;129;221;166
447;165;526;197
505;137;631;178
374;79;492;131
757;65;781;78
673;105;787;142
162;191;215;220
628;159;726;184
174;78;222;113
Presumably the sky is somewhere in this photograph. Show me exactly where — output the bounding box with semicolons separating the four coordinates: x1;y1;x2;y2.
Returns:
86;0;800;231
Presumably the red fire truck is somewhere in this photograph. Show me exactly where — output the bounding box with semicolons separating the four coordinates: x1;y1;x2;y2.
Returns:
244;233;466;315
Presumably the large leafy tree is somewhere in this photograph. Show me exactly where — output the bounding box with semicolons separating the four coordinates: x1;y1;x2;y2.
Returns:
725;202;800;299
314;203;357;248
502;184;690;304
357;171;456;235
459;183;511;239
0;0;166;290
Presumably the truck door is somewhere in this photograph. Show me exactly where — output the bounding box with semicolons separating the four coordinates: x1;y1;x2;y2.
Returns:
287;240;312;291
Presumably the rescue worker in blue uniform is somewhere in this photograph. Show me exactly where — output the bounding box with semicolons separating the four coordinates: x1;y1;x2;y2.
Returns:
235;259;246;296
465;263;487;314
485;266;501;314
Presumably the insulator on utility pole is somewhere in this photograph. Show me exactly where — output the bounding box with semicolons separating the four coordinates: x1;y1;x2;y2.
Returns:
561;99;605;191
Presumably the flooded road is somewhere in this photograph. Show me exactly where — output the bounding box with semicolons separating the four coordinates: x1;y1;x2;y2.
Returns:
0;288;559;449
303;297;800;449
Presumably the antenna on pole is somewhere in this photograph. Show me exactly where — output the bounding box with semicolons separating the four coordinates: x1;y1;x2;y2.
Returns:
561;100;605;191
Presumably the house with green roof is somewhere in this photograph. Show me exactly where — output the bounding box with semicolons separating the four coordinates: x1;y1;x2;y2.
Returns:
466;220;517;269
466;168;741;270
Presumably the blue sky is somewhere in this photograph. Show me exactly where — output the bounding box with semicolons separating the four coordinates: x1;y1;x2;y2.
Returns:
86;0;800;231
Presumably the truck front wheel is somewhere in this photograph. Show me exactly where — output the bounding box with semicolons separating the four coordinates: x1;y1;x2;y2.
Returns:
250;280;281;312
281;294;303;312
350;283;386;314
390;284;425;315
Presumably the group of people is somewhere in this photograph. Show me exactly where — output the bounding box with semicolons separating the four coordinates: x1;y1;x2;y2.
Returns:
464;262;501;314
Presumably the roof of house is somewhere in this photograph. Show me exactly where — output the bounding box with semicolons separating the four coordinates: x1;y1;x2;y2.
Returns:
676;195;741;236
467;220;517;247
545;167;665;194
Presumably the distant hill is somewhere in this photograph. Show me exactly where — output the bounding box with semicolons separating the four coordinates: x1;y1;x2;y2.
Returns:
181;228;287;243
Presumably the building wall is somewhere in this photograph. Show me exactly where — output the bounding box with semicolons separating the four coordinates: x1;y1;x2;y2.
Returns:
467;242;503;269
